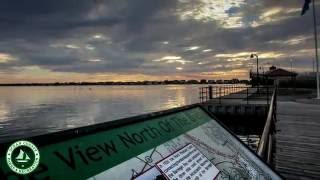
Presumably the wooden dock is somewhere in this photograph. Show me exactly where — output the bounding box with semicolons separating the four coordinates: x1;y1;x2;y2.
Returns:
199;86;320;178
274;100;320;179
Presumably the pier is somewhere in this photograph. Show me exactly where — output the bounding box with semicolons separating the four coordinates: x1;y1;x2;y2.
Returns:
200;86;320;179
274;91;320;179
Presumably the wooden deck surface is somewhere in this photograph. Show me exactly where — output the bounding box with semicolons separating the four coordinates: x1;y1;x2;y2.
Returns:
274;101;320;179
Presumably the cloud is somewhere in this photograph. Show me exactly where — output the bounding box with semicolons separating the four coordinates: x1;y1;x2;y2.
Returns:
88;58;102;62
0;53;16;63
202;49;212;52
0;0;318;82
154;56;182;61
185;46;200;51
176;0;246;29
215;51;283;59
65;44;80;49
152;56;191;65
268;35;312;45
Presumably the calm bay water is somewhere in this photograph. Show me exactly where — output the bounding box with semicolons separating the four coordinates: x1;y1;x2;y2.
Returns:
0;85;217;142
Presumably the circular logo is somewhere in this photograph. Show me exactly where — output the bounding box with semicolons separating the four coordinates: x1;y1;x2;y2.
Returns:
6;140;40;175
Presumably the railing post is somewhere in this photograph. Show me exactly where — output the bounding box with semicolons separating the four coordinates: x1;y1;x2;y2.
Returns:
258;88;276;159
215;87;217;99
267;86;269;105
206;87;208;101
199;87;201;102
246;87;249;104
222;87;224;97
274;87;277;122
219;87;221;104
208;86;213;99
267;134;273;164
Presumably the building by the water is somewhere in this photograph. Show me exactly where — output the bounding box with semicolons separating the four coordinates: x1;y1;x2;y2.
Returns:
250;66;298;86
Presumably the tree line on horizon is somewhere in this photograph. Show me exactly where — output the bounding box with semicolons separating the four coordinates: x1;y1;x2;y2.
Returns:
0;79;250;86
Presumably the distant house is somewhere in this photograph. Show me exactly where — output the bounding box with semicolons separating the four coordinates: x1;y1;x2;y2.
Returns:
264;66;298;80
208;80;216;84
250;66;298;85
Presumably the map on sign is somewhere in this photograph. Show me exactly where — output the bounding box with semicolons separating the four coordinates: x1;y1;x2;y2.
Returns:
132;143;219;180
87;108;281;180
156;144;219;180
0;106;281;180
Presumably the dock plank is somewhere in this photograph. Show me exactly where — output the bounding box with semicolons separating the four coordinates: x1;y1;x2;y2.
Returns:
274;101;320;179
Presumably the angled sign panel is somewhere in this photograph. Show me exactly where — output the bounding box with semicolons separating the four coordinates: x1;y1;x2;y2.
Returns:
0;106;282;179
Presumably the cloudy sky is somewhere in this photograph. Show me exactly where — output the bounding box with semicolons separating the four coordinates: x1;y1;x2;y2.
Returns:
0;0;319;83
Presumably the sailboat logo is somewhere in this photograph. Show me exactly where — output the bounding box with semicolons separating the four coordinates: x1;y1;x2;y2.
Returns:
6;140;40;175
15;149;31;163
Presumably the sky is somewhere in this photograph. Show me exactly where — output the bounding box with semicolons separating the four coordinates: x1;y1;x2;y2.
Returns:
0;0;319;83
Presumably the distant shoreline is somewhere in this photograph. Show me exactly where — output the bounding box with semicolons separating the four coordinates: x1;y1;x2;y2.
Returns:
0;79;250;86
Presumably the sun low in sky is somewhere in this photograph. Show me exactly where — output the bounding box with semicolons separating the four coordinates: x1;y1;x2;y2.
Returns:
0;0;318;83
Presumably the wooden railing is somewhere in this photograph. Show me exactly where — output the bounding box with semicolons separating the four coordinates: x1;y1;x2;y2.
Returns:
200;85;277;163
199;85;272;104
257;87;277;164
199;85;248;102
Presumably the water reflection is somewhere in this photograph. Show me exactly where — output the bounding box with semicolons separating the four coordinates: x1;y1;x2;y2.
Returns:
0;85;207;142
0;102;9;123
162;86;188;109
238;135;260;151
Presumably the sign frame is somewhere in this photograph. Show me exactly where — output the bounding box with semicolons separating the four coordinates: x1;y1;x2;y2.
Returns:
0;104;283;179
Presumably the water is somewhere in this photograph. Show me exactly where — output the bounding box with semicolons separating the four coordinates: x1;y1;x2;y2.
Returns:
0;85;218;142
238;135;260;151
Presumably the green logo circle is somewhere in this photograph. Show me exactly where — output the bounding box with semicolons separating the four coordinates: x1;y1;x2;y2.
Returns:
6;140;40;175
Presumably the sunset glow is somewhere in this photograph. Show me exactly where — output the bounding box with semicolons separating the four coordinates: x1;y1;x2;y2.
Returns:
0;0;318;83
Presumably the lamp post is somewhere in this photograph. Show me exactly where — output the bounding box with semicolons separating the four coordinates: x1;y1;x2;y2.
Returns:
250;54;259;92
